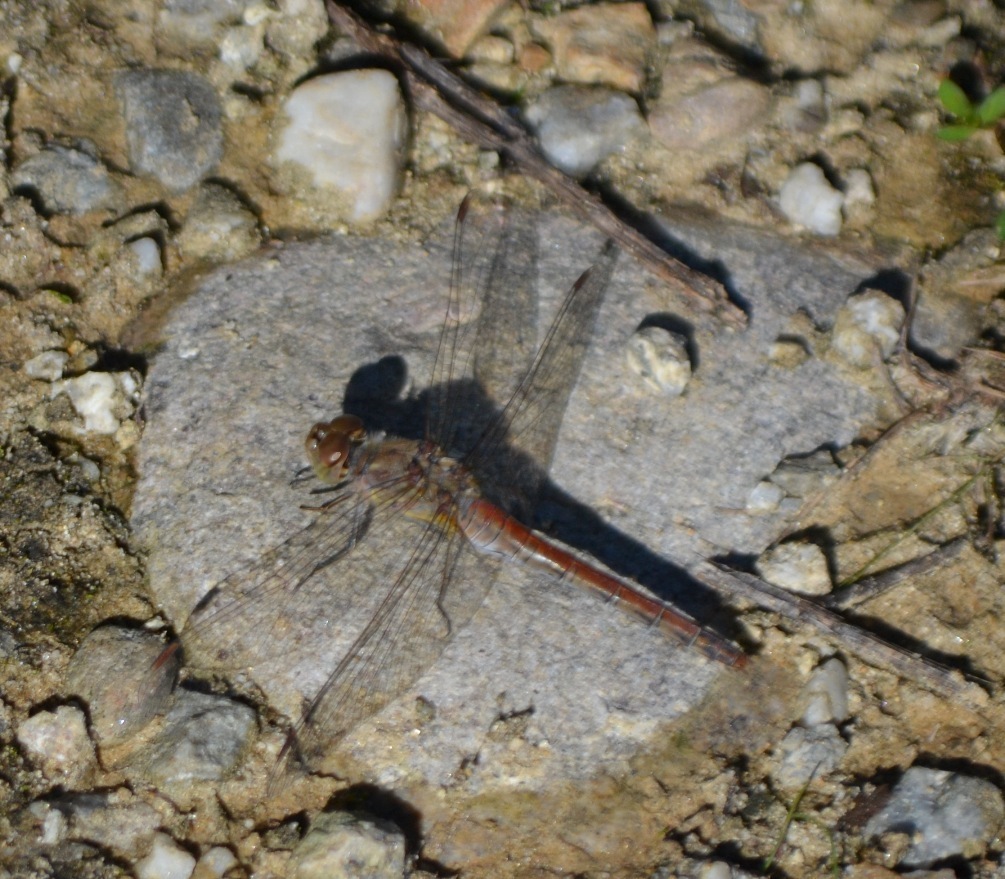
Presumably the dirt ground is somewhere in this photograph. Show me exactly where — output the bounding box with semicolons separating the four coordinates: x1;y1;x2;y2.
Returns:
2;1;1005;877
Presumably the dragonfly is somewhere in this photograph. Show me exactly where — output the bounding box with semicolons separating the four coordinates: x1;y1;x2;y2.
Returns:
169;197;747;776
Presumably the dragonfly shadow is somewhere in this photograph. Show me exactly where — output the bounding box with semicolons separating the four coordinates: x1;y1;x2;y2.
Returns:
341;356;745;647
342;358;551;521
535;485;744;644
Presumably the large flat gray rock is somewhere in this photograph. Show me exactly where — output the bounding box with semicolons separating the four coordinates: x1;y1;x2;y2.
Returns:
133;208;878;792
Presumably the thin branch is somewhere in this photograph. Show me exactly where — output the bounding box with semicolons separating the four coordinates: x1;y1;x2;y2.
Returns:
694;560;991;710
324;0;747;329
823;536;968;609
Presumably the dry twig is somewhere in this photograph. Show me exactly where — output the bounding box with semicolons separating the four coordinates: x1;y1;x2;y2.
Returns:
323;0;746;329
696;560;990;710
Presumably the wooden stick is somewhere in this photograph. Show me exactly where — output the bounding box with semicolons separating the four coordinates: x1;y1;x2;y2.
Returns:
324;0;747;329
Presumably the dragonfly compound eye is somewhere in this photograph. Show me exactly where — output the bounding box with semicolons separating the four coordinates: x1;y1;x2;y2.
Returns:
305;415;366;475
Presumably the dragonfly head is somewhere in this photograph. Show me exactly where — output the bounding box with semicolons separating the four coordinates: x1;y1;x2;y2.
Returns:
305;414;366;484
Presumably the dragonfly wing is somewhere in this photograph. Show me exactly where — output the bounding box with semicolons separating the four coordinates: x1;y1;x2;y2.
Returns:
289;510;500;766
426;198;536;456
470;240;619;514
471;207;539;413
180;479;410;671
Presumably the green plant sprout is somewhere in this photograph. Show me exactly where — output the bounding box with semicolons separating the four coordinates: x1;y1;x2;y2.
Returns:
936;79;1005;140
936;79;1005;238
763;767;842;877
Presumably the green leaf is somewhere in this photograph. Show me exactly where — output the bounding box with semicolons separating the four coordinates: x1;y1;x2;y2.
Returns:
996;210;1005;240
977;86;1005;126
937;124;978;141
938;78;974;118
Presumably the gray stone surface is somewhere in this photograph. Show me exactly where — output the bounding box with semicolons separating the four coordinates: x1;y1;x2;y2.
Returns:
864;766;1005;867
12;143;121;214
65;625;177;746
132;689;256;786
117;69;223;192
133;207;879;792
27;790;162;861
772;723;847;792
524;85;644;177
292;811;406;879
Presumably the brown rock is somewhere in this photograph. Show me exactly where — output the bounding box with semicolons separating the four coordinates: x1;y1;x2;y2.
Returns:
531;2;656;94
403;0;513;57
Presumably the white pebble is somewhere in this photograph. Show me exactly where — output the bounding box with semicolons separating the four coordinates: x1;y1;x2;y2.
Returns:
52;372;121;434
757;541;832;596
129;237;163;275
24;350;68;381
625;325;691;395
773;723;847;791
136;833;197;879
16;705;96;786
40;805;68;845
219;25;264;70
795;78;824;113
779;162;843;236
843;168;875;210
272;70;407;223
699;862;733;879
191;846;239;879
831;289;905;367
243;2;274;26
801;657;850;726
746;480;785;512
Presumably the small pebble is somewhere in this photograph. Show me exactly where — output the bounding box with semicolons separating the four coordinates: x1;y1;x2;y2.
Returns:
757;541;832;596
843;168;876;212
530;2;656;94
117;69;223;193
783;78;827;132
767;449;841;499
65;625;178;747
24;350;68;381
261;0;329;66
773;723;847;792
864;766;1005;868
291;811;406;879
746;480;786;512
404;0;510;56
524;85;644;177
625;325;692;395
30;790;162;861
129;238;164;276
156;0;246;57
11;143;121;214
831;289;905;367
176;182;260;261
135;689;256;786
52;371;139;435
191;846;239;879
650;77;773;152
801;657;850;727
768;337;810;368
32;801;67;845
779;162;844;236
135;832;197;879
16;705;96;787
271;70;408;224
219;21;266;71
699;861;733;879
